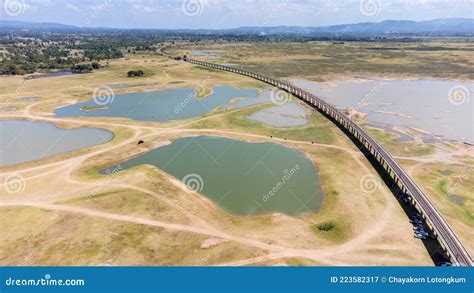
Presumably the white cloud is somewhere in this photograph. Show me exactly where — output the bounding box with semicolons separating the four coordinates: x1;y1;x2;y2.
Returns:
66;4;81;12
1;0;470;29
30;0;54;7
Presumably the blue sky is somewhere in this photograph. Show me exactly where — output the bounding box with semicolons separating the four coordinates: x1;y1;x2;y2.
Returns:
1;0;472;29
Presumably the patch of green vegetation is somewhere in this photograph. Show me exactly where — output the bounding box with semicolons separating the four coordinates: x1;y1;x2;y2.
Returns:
71;63;100;73
83;165;104;179
191;65;220;73
63;190;122;204
227;217;243;225
315;221;335;231
366;127;435;157
80;106;108;111
439;169;453;176
284;258;319;266
415;164;474;226
311;220;350;242
239;81;268;90
127;70;145;77
435;179;448;195
461;156;474;165
191;102;336;145
59;188;182;224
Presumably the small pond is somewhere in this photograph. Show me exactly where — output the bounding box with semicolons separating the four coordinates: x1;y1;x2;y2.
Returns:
102;136;323;216
0;120;113;167
55;86;272;122
248;103;309;128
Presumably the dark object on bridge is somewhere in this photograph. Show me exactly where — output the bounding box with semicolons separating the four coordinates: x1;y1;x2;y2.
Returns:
137;140;144;145
270;135;273;138
284;138;287;140
311;141;314;144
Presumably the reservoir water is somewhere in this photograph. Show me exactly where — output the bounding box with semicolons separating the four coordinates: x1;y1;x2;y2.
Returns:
190;50;221;56
248;103;309;128
27;71;75;79
0;120;113;167
16;97;38;102
289;78;474;144
55;86;271;122
103;136;323;216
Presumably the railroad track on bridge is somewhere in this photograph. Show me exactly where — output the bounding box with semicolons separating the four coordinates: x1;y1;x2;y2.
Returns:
160;49;472;266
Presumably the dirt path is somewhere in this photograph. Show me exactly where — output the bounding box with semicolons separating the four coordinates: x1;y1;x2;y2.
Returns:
0;98;417;266
0;201;349;265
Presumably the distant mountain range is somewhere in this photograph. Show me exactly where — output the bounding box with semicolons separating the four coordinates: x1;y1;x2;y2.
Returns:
1;18;473;35
0;21;78;31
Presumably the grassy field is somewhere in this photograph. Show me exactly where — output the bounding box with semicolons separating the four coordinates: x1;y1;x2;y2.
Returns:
0;207;263;266
366;127;436;157
169;39;474;81
190;100;337;145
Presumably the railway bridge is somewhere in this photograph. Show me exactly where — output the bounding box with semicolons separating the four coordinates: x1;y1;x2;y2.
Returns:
161;50;472;266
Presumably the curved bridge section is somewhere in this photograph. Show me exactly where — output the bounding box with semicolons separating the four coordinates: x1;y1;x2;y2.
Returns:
171;54;471;266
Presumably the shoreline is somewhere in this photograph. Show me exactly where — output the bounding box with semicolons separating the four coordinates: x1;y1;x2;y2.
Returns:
287;75;474;84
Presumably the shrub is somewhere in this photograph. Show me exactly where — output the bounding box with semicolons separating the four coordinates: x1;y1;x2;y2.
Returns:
316;221;335;232
127;70;144;77
91;62;100;70
71;63;93;73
